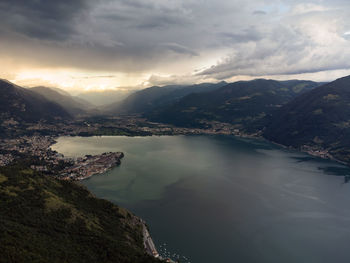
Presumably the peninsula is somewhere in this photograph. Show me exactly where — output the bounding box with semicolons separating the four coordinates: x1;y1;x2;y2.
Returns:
60;152;124;180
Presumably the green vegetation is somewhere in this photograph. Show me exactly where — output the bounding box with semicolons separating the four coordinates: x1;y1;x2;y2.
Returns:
0;160;160;263
0;174;7;184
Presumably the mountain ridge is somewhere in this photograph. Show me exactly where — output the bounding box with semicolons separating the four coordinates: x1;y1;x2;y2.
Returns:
147;79;321;131
0;79;71;123
107;82;227;115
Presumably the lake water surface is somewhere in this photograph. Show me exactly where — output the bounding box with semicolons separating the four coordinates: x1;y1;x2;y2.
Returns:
52;135;350;263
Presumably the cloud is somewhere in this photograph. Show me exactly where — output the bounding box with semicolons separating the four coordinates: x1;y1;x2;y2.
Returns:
71;75;117;79
219;27;263;44
197;5;350;80
158;43;199;56
0;0;91;40
1;0;350;88
253;10;267;15
147;73;210;86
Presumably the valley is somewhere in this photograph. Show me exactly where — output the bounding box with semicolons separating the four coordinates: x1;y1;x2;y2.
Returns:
2;75;350;167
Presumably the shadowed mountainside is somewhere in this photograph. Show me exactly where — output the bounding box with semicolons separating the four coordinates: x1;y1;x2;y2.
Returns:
30;86;95;116
0;79;71;123
147;79;320;132
264;75;350;164
107;82;227;115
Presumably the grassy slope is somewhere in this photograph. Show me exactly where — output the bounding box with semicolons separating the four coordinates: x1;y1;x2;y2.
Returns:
0;161;160;263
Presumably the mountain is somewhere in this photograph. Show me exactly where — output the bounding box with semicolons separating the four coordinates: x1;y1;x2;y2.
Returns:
30;86;95;116
107;82;227;115
77;89;136;107
147;79;320;131
264;75;350;164
0;161;160;263
0;79;70;123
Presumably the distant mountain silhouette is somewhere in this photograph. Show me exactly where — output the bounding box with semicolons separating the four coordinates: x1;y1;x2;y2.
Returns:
107;82;227;115
147;79;320;131
30;86;95;116
0;79;70;123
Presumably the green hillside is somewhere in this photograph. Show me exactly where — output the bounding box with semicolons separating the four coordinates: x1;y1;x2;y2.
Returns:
0;161;160;263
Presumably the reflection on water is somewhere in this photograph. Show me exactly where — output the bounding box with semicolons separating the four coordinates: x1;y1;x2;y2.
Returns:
52;135;350;263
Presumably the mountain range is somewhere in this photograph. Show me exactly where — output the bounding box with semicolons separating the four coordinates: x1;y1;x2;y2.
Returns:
106;82;227;115
3;75;350;164
147;79;321;131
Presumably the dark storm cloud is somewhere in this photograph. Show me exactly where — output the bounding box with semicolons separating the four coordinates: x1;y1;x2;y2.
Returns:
135;15;188;30
98;1;191;30
0;0;91;40
98;13;130;22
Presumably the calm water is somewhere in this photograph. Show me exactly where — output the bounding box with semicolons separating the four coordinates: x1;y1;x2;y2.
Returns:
52;135;350;263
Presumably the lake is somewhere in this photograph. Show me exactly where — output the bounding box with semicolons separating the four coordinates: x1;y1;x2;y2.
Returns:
51;135;350;263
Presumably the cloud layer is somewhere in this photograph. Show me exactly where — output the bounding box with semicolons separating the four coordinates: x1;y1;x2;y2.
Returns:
1;0;350;87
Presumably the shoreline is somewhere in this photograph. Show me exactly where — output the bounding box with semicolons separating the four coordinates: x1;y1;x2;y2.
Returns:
60;152;124;181
52;131;350;169
141;222;160;259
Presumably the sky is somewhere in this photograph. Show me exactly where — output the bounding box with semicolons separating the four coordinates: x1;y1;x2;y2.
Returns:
1;0;350;93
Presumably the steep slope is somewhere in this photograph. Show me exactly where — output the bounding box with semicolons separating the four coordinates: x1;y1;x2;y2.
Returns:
147;79;320;131
0;79;70;123
30;86;94;116
264;75;350;164
107;82;227;115
0;161;160;263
